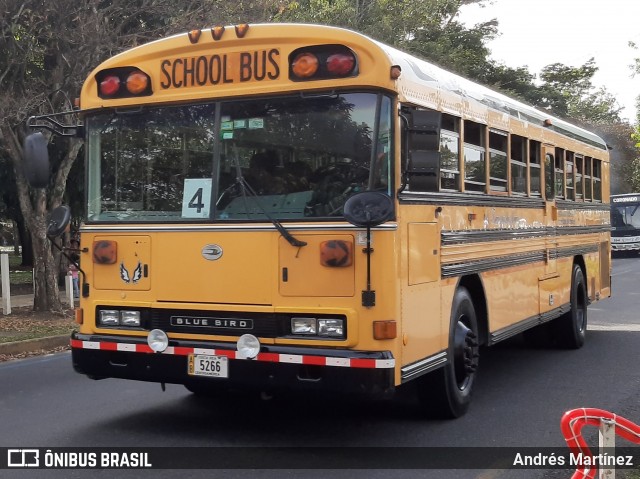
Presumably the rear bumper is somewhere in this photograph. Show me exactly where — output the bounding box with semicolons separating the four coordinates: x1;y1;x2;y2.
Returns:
70;332;395;398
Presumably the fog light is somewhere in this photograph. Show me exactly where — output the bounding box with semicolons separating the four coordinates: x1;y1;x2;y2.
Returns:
291;317;317;335
120;310;141;327
99;310;119;326
147;329;169;353
318;318;344;337
237;334;260;359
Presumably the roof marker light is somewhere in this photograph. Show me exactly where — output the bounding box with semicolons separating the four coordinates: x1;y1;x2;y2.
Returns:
188;29;202;44
211;25;225;41
235;23;250;38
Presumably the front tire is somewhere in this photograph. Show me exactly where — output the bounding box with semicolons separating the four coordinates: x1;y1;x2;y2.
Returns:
417;286;479;418
554;264;587;349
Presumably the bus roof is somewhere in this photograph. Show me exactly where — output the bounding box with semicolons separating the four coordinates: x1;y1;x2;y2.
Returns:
82;22;607;152
373;40;608;151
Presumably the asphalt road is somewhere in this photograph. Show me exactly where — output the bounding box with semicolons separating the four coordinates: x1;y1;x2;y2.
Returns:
2;256;640;479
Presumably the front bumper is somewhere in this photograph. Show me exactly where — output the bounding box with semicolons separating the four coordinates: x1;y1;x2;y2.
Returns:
612;243;640;251
70;332;395;398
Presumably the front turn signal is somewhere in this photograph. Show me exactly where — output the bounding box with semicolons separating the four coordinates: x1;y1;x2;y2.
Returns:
93;240;117;264
373;320;397;340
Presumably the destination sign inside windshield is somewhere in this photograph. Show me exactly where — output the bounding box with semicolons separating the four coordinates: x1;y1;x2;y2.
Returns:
612;196;640;203
160;49;280;89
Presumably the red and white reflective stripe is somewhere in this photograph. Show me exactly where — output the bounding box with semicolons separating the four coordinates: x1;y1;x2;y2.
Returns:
70;339;395;369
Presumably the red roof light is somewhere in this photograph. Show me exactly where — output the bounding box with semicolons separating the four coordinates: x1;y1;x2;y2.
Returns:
99;75;121;97
326;53;355;76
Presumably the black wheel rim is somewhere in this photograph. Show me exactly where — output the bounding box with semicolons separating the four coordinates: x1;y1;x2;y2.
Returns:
453;319;479;391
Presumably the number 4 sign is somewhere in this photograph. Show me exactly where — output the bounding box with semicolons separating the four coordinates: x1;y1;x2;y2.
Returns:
182;179;212;218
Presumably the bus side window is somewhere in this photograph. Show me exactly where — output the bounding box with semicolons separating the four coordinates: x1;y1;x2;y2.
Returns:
575;155;584;200
440;114;461;191
555;148;565;199
593;159;602;201
463;120;486;193
566;152;575;200
489;129;508;192
510;134;527;195
584;157;592;201
544;152;555;200
529;140;541;196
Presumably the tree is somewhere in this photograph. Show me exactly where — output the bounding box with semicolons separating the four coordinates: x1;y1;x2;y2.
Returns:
0;0;281;312
626;42;640;192
277;0;496;79
536;59;623;123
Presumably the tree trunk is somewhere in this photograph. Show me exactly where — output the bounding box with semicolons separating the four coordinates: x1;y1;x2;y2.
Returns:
31;224;63;312
12;220;20;255
15;216;33;266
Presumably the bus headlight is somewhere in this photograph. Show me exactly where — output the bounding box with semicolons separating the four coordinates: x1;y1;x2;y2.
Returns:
98;309;141;327
291;317;345;339
120;310;141;327
318;319;344;337
291;317;317;335
99;310;120;326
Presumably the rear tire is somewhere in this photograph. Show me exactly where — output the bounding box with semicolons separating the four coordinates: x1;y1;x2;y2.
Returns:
417;286;479;418
554;264;587;349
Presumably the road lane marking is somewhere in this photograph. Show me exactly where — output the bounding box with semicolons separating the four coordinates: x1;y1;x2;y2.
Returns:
588;324;640;331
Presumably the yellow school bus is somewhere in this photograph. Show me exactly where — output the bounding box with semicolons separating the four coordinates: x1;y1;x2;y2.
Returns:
30;23;610;418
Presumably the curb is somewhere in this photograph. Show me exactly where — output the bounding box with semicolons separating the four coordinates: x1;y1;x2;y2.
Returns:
0;335;70;356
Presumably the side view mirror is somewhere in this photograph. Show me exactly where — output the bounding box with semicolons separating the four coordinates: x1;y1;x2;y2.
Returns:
23;132;50;188
47;206;71;238
343;191;393;227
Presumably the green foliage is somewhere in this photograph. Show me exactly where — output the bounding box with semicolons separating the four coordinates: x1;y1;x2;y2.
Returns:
532;59;623;123
0;0;636;274
277;0;496;80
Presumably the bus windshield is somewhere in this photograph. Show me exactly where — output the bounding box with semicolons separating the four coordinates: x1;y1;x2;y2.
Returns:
611;203;640;230
86;92;392;222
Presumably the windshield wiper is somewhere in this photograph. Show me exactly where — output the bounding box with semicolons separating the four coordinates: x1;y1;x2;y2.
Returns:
230;155;307;248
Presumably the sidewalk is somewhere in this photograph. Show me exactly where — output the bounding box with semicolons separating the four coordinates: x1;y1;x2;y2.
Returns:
3;293;77;309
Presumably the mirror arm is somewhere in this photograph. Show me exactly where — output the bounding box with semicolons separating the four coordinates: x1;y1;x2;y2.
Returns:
361;224;376;308
27;112;81;137
49;239;89;298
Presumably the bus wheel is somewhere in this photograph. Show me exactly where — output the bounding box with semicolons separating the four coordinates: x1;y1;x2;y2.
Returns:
554;264;587;349
417;286;479;418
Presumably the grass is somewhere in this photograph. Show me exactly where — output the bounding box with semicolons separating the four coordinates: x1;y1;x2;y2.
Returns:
0;308;76;344
6;252;33;285
1;252;73;347
9;254;33;284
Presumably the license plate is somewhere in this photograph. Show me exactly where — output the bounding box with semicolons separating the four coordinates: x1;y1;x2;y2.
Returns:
188;354;229;378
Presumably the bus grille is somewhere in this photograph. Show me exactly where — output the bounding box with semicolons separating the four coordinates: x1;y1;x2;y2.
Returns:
147;309;287;338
